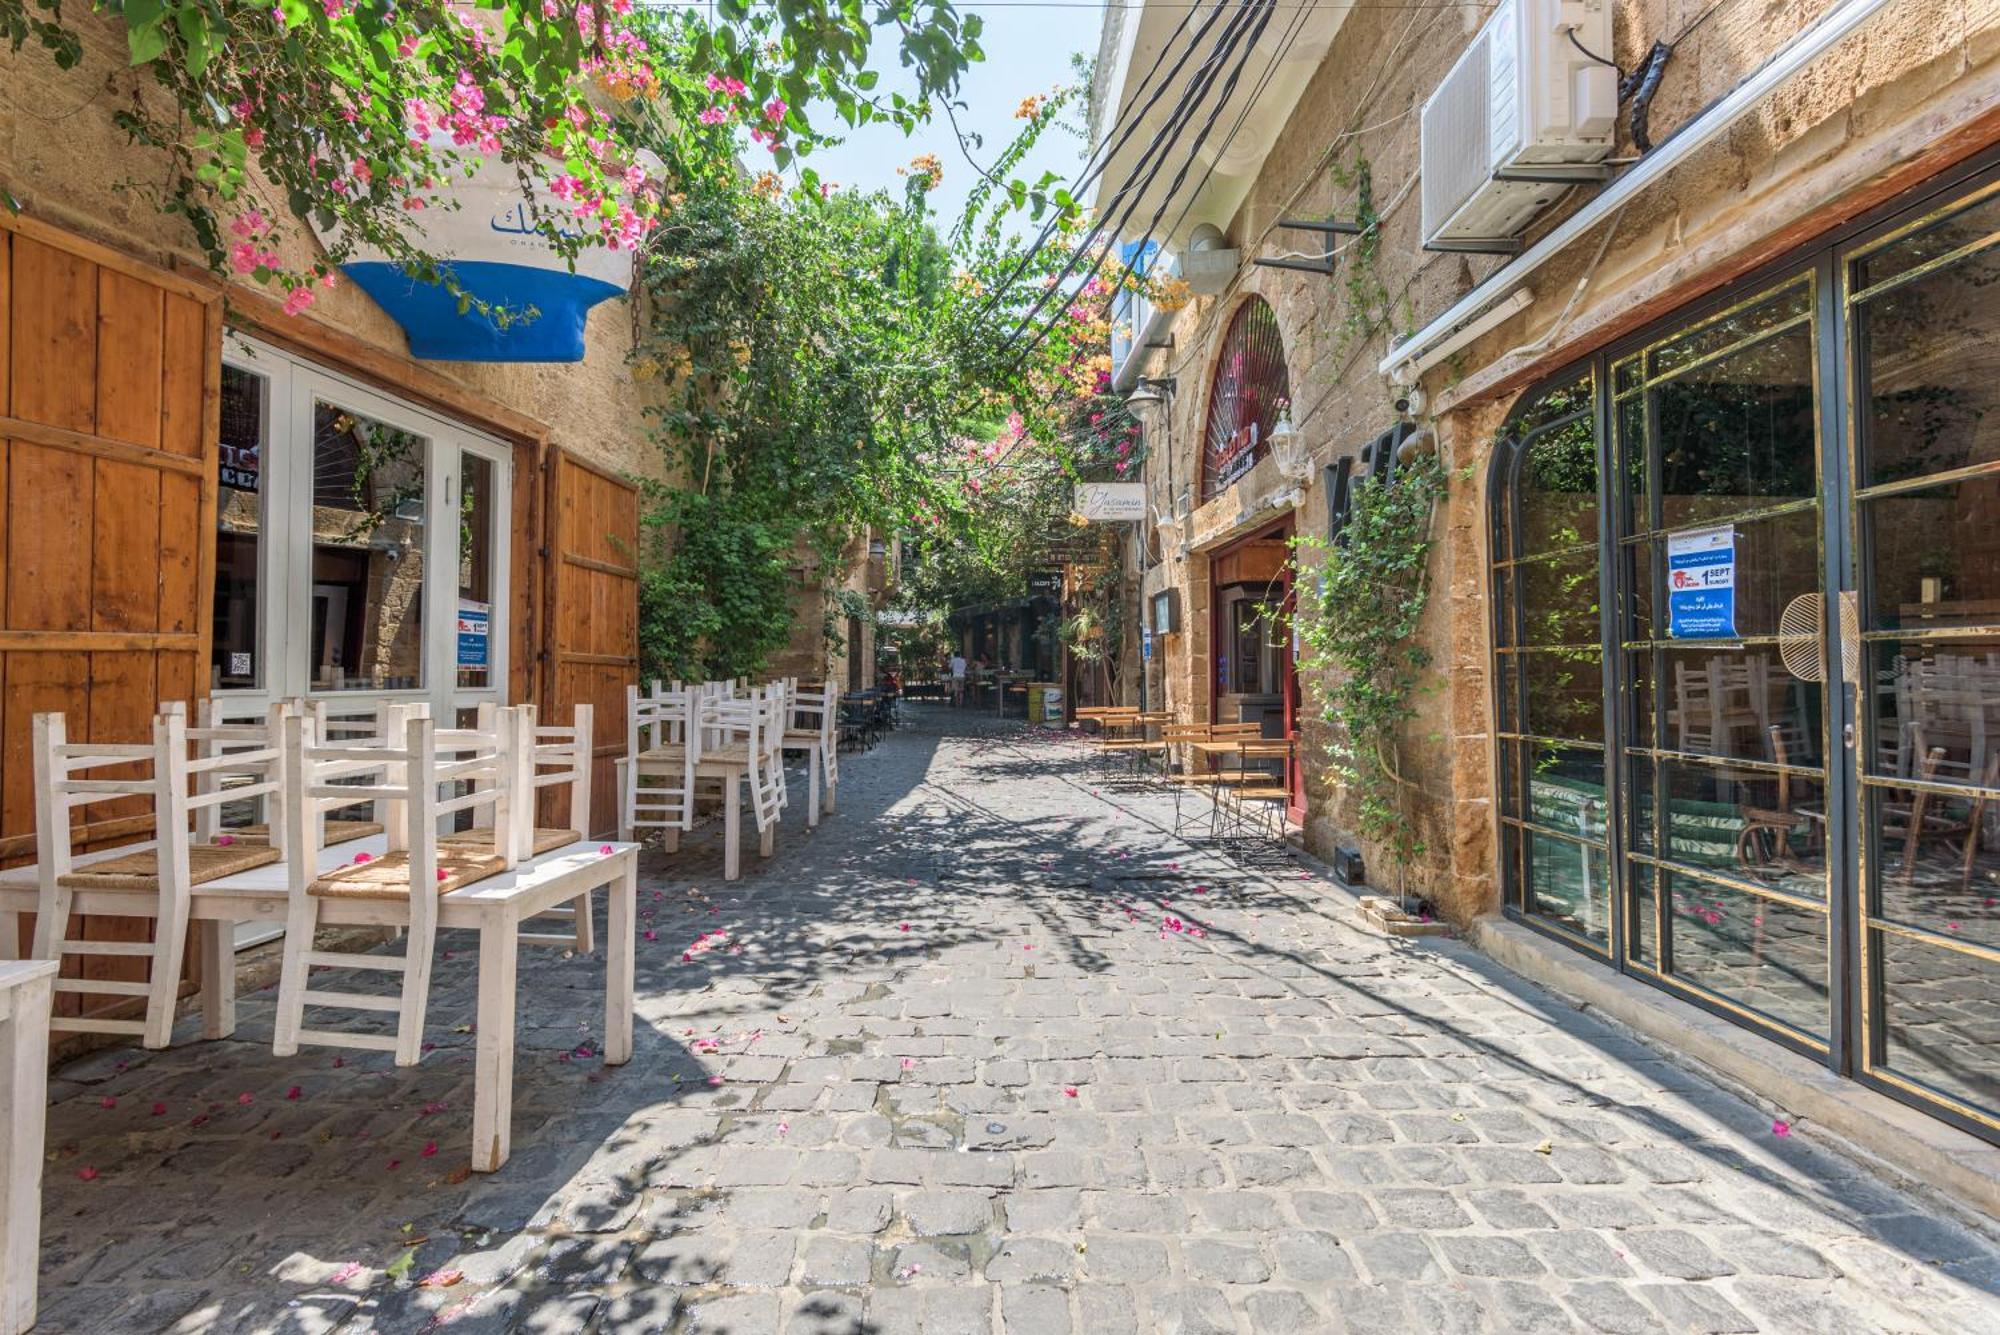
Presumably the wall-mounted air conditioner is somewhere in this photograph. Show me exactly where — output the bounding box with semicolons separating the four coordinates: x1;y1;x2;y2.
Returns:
1420;0;1617;253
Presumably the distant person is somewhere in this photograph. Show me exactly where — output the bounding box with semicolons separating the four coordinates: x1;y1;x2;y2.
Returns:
949;652;967;706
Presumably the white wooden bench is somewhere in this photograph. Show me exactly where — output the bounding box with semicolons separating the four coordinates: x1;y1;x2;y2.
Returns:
0;835;636;1174
0;959;56;1335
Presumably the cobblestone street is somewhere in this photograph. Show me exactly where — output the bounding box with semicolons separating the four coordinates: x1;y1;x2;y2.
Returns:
33;706;2000;1333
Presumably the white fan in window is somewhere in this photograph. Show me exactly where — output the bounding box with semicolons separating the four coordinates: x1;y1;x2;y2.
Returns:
1778;592;1859;684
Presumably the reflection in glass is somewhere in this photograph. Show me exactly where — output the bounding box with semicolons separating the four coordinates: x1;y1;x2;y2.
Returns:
1865;639;2000;788
1646;281;1811;381
1865;779;2000;928
1527;829;1609;943
1665;871;1829;1039
1660;648;1821;765
311;401;427;691
458;454;496;690
1854;209;2000;486
1852;188;2000;293
1877;933;2000;1115
1516;551;1601;645
1658;509;1819;640
1517;414;1598;555
1653;327;1816;532
1523;741;1608;838
1865;473;2000;626
1522;648;1605;742
1657;759;1827;900
213;365;266;690
1630;864;1657;964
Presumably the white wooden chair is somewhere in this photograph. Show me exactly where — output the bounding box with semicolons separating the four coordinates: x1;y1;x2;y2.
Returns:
782;680;841;825
31;708;284;1048
1;959;57;1335
273;707;515;1065
459;703;596;951
696;685;787;880
217;697;388;848
622;682;702;852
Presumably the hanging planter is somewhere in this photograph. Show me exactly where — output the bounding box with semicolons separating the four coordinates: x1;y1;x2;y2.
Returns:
312;136;645;363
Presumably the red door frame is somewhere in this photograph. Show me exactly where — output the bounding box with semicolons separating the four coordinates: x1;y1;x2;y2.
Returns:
1206;518;1303;822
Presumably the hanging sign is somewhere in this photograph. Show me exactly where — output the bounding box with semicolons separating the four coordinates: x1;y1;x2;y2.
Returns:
457;599;491;668
1073;482;1148;522
1143;627;1154;661
1667;524;1738;638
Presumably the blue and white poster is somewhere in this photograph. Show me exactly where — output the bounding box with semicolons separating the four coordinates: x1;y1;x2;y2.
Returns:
457;599;491;668
1667;525;1737;638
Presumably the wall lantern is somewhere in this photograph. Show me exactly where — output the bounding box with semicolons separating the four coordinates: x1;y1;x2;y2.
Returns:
1268;408;1311;484
313;135;645;363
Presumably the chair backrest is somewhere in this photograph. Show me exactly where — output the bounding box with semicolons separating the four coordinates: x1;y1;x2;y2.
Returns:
284;710;514;908
518;701;593;849
190;697;295;844
795;680;841;748
35;711;187;888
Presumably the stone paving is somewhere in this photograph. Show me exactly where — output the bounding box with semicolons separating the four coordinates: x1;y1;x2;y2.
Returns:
33;705;2000;1333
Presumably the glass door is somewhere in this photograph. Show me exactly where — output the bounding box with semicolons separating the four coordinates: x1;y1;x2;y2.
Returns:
1844;180;2000;1136
1612;272;1840;1055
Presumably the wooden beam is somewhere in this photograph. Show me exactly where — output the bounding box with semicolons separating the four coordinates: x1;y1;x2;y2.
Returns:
0;212;219;306
212;280;554;446
0;632;200;652
561;552;640;580
0;416;205;478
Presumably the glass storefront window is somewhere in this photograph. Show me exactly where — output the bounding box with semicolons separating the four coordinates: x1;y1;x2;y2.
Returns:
311;400;428;692
458;453;496;691
212;365;266;690
1488;165;2000;1140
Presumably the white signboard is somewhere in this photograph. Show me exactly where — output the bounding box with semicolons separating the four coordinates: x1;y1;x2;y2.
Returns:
1073;482;1148;522
1666;524;1738;638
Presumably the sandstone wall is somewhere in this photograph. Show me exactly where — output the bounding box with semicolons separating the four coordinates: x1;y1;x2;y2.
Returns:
0;12;664;483
1136;0;2000;922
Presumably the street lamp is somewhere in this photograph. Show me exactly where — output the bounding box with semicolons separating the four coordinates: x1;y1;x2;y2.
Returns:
1268;407;1311;485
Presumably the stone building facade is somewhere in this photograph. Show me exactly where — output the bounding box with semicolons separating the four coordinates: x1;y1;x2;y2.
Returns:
1098;0;2000;1143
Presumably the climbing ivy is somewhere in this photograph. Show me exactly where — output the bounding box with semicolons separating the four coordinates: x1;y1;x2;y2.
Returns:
1290;450;1446;861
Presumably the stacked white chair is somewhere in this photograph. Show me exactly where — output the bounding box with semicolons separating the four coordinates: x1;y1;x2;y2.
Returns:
272;705;515;1065
623;682;702;852
30;706;284;1048
782;680;841;825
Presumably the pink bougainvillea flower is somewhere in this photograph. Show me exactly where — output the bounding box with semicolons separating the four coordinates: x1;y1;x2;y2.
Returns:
386;1158;401;1170
643;930;657;942
421;1140;438;1158
901;1057;916;1070
1063;1086;1078;1098
1023;943;1034;951
763;98;787;125
419;1267;464;1289
150;1102;167;1116
1948;921;1962;932
777;1122;790;1136
215;834;236;847
100;1096;116;1109
286;1086;302;1101
282;286;316;317
1772;1119;1792;1137
437;868;449;882
190;1113;210;1127
328;1261;364;1286
76;1166;99;1182
600;844;614;855
1193;886;1208;895
238;1092;254;1106
353;851;373;864
898;923;910;932
707;1075;723;1086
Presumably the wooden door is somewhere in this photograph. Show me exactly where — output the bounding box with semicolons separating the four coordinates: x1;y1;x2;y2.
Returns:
0;218;221;1004
541;447;638;836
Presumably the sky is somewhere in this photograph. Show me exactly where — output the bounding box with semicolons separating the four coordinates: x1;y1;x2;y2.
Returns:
791;4;1107;235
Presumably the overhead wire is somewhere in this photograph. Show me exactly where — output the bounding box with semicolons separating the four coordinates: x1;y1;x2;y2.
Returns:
966;0;1220;318
993;0;1272;349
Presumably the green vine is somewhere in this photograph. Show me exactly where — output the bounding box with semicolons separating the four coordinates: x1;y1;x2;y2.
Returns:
1325;154;1393;370
1290;449;1446;861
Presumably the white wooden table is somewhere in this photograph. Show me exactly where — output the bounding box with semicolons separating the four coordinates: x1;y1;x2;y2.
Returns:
1;959;57;1335
0;838;637;1173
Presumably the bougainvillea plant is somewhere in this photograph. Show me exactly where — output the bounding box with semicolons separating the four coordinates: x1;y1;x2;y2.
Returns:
1;0;979;317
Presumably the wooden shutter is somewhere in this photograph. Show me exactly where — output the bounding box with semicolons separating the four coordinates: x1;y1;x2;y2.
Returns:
541;447;639;836
0;219;221;1005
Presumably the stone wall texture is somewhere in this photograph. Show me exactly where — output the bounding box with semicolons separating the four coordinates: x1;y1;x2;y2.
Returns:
1130;0;2000;923
0;13;664;485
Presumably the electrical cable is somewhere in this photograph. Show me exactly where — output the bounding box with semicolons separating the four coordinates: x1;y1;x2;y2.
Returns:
967;0;1221;318
1005;0;1277;364
995;0;1271;349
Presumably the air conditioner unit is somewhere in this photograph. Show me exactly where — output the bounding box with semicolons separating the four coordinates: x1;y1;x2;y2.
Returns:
1420;0;1617;253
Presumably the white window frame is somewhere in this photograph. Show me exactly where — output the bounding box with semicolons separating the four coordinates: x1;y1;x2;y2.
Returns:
216;333;513;726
